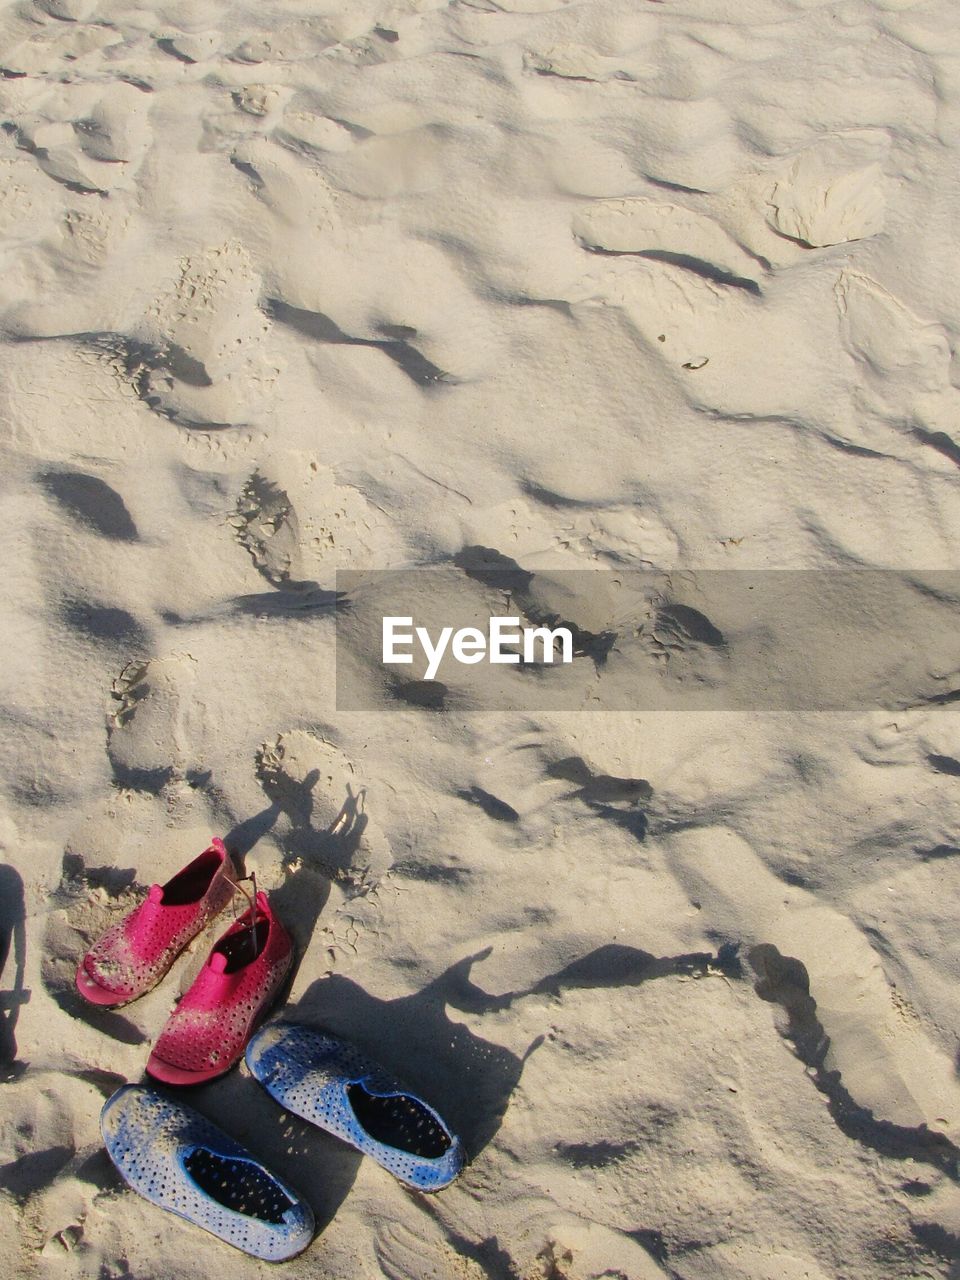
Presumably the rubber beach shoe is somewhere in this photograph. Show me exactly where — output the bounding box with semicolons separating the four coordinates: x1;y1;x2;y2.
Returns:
147;891;293;1087
101;1083;314;1261
245;1022;465;1191
76;838;236;1007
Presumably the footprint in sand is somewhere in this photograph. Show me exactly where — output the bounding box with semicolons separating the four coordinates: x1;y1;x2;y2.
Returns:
523;43;643;83
59;202;132;274
12;82;151;198
107;654;199;790
768;133;888;248
297;462;399;570
663;825;960;1133
837;271;950;398
156;29;223;65
1;8;118;79
229;137;339;232
229;16;342;67
573;197;761;295
73;83;152;169
231;472;302;587
232;84;289;119
272;100;360;158
255;730;392;889
230;457;397;580
551;500;681;568
0;156;40;241
835;269;960;462
139;241;274;427
41;856;145;1028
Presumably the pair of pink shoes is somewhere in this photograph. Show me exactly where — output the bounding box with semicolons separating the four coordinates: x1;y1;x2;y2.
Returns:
76;838;293;1086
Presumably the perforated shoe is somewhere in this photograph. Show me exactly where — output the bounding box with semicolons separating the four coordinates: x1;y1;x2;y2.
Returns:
101;1084;314;1260
146;891;293;1086
245;1021;464;1191
76;838;236;1007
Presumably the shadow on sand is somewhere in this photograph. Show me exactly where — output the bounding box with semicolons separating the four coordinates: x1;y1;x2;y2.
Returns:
0;864;27;1080
223;769;368;967
282;963;542;1162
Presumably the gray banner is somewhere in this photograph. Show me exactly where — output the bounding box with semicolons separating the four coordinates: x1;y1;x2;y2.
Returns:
335;560;960;712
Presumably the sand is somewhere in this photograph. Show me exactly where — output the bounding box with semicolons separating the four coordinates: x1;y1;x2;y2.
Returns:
3;0;960;1276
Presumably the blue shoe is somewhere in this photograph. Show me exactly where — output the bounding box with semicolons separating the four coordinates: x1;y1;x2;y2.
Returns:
100;1084;315;1261
245;1022;465;1191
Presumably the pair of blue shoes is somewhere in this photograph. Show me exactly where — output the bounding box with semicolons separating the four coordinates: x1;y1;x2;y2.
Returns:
101;1022;465;1261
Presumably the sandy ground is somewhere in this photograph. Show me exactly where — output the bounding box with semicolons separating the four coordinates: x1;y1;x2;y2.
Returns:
3;0;960;1276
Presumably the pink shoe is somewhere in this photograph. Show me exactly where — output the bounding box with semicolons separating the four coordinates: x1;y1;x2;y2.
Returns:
76;838;237;1008
146;891;294;1087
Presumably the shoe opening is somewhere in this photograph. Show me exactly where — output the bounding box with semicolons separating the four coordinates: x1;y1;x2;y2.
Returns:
184;1147;295;1224
212;917;270;973
347;1085;452;1158
161;847;223;906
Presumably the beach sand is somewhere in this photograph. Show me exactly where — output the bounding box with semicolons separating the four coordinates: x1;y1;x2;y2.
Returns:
3;0;960;1276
